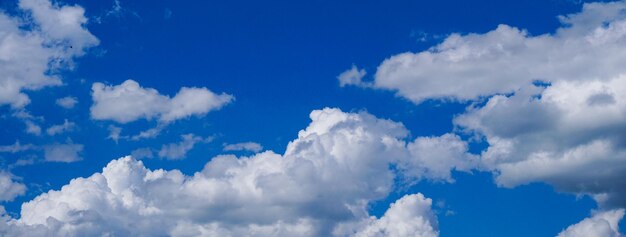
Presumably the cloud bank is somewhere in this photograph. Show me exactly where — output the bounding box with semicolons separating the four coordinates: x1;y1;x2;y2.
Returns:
0;108;472;236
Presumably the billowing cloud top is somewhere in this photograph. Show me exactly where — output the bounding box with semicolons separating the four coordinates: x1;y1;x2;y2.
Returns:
0;108;471;236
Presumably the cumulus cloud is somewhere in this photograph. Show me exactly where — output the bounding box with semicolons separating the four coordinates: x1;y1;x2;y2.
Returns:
55;96;78;109
557;209;624;237
90;79;234;124
351;1;626;104
338;65;368;87
454;77;626;208
0;0;98;109
45;119;75;136
43;142;83;163
0;108;473;236
337;194;438;237
223;142;263;153
346;0;626;210
158;134;210;160
0;172;26;202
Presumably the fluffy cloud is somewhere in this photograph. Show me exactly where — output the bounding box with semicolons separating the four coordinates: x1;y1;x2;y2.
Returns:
0;108;473;236
0;0;97;108
345;0;626;210
90;79;234;124
55;96;78;109
455;77;626;208
0;172;26;201
339;194;438;237
350;1;626;104
43;142;83;163
557;209;624;237
223;142;263;153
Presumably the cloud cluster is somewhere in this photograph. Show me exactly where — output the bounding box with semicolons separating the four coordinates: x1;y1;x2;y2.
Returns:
0;0;98;109
344;0;626;212
0;108;472;236
91;79;234;124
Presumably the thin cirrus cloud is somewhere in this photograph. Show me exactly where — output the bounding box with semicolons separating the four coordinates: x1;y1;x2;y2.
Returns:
223;142;263;153
341;0;626;234
158;134;212;160
0;108;471;236
90;79;234;124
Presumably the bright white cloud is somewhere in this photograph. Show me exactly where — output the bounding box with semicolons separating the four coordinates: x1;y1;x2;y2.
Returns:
90;79;234;124
345;0;626;210
557;209;624;237
338;65;367;87
45;119;75;136
0;0;97;108
0;108;472;236
340;193;438;237
158;134;209;160
351;1;626;104
0;172;26;202
55;96;78;109
43;143;83;163
223;142;263;153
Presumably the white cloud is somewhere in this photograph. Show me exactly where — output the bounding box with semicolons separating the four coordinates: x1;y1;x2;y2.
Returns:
338;65;368;87
45;119;75;136
43;142;83;163
337;194;438;237
55;96;78;109
0;108;472;236
557;209;624;237
223;142;263;153
90;79;234;124
158;134;209;160
0;0;97;109
0;172;26;201
353;1;626;104
345;0;626;210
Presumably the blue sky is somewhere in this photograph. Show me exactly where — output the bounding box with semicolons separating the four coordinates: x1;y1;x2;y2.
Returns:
0;0;625;236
